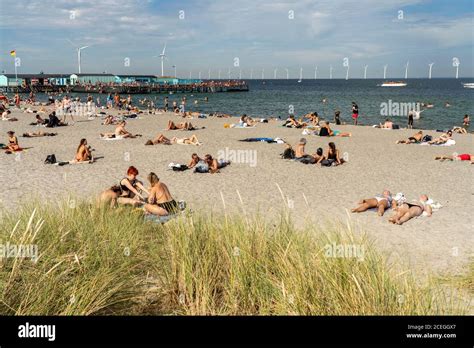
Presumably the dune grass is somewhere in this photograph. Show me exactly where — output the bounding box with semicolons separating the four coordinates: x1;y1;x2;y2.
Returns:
0;200;465;315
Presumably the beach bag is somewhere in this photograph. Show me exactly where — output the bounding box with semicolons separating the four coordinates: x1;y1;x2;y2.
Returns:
44;154;57;164
172;164;188;172
282;148;295;159
422;135;432;142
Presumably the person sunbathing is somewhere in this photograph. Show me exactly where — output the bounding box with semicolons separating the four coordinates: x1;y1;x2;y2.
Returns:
320;142;345;166
428;130;452;145
435;154;473;163
70;138;94;163
380;119;393;129
167;120;195;130
351;190;394;216
204;154;230;173
102;115;119;125
101;121;141;138
304;112;319;126
396;131;423;144
239;114;257;127
187;153;202;169
144;172;178;216
100;166;149;207
171;134;201;145
388;194;432;225
312;147;326;164
319;121;351;137
145;134;171;145
283;115;305;128
451;126;467;134
23;131;57;137
4;131;20;152
31;114;47;126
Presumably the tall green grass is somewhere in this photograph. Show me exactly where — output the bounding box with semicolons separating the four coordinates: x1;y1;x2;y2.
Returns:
0;200;464;315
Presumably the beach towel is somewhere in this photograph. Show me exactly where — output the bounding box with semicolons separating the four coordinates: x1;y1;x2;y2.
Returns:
230;124;255;128
420;139;456;146
100;135;124;140
240;137;284;144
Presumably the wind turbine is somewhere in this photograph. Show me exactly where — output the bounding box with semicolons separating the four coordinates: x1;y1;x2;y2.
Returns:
453;57;460;79
428;63;434;79
314;66;318;79
364;65;368;79
198;71;202;79
273;68;278;79
172;65;177;77
285;68;289;80
383;64;388;79
189;71;192;79
159;42;168;77
250;68;253;79
404;61;409;79
329;65;333;80
298;67;303;82
67;39;90;74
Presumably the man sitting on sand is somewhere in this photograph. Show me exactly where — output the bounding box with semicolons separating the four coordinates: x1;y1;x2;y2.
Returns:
144;172;178;216
388;194;432;225
167;120;196;131
435;154;473;163
396;131;423;144
351;190;394;216
294;138;315;163
101;121;141;139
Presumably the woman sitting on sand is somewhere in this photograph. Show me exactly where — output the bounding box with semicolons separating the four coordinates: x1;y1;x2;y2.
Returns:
71;138;94;163
100;166;149;207
388;194;432;225
312;147;326;164
428;130;452;145
101;121;141;139
351;190;394;216
3;131;20;152
320;142;345;166
319;121;351;137
435;154;473;163
167;120;195;131
23;131;57;137
144;172;178;216
396;131;423;144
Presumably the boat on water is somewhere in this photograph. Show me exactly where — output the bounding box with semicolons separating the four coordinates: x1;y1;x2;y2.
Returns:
462;82;474;89
381;81;407;87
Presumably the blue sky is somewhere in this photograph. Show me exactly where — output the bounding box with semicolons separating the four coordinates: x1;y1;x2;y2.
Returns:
0;0;472;78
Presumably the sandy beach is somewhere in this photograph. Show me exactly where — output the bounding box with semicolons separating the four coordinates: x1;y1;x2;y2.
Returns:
1;106;473;276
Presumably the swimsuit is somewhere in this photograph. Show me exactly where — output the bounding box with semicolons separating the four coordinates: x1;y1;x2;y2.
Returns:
157;200;178;213
458;154;471;161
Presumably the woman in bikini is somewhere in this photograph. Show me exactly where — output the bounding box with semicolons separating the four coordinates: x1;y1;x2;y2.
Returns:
145;134;171;145
171;134;201;145
4;131;20;152
396;131;424;144
99;166;149;207
428;130;453;145
70;138;94;163
144;172;178;216
388;194;432;225
167;120;195;131
351;190;394;216
435;154;473;163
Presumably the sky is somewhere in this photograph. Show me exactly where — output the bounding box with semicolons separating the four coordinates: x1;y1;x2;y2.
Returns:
0;0;472;78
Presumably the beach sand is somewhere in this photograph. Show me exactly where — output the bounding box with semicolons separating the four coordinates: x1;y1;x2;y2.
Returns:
1;106;473;277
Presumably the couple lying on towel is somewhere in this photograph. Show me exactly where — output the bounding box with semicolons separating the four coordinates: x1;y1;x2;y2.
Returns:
169;153;230;173
352;190;436;225
396;130;453;145
145;134;201;146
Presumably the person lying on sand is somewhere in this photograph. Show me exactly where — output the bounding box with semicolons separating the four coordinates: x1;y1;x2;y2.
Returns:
388;194;432;225
451;126;467;135
435;154;473;163
102;115;120;125
351;190;394;216
239;114;257;127
204;154;230;174
167;120;195;131
101;121;141;139
99;166;149;207
30;114;47;126
144;172;178;216
22;131;57;137
171;134;201;145
283;115;306;128
428;130;452;145
303;112;319;126
145;134;171;145
187;153;202;169
396;131;423;144
319;121;351;137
